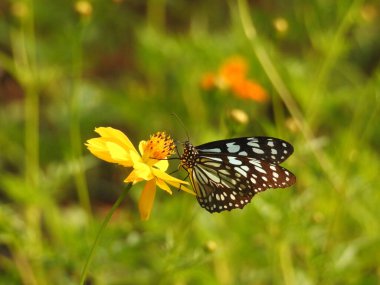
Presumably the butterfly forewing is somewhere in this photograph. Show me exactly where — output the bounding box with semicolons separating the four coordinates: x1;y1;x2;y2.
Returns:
197;137;294;164
180;137;296;213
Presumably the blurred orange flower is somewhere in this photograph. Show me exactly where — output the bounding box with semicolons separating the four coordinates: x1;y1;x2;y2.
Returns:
231;79;268;102
219;56;248;85
201;56;268;102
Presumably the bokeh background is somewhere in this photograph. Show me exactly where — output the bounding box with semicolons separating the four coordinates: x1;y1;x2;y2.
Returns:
1;0;379;284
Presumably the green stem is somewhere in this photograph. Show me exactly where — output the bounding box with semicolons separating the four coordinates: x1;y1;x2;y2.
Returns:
70;19;92;216
79;183;133;285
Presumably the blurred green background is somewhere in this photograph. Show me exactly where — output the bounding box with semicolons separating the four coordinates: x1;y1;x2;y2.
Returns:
1;0;379;284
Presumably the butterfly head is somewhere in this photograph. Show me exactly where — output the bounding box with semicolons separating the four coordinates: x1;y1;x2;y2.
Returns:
179;141;198;170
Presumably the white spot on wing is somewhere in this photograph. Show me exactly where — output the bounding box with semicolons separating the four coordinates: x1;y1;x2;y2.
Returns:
226;142;240;153
203;156;223;162
255;166;267;174
201;148;221;153
248;141;260;148
249;159;262;167
241;165;249;171
228;156;242;165
235;167;248;177
253;148;265;154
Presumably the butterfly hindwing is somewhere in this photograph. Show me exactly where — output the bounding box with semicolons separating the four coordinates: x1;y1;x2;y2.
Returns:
190;153;296;212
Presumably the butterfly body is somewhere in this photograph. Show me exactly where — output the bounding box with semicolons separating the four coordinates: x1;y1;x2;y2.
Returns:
180;137;296;213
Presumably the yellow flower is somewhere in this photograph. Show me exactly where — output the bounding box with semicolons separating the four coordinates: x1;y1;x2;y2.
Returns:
85;127;193;220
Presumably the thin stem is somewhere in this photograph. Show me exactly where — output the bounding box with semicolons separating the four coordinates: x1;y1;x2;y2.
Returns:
278;241;295;285
12;0;46;283
307;0;364;122
70;19;92;216
79;183;133;285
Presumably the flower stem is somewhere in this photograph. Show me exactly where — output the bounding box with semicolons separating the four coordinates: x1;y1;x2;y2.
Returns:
79;183;133;285
70;19;92;217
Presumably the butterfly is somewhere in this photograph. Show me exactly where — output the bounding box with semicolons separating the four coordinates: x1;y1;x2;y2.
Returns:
179;137;296;213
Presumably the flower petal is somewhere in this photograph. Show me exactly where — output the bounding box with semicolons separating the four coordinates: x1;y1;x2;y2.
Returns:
151;168;188;185
86;127;141;166
151;168;194;195
138;180;156;221
86;138;115;163
138;140;146;156
105;141;134;166
129;151;154;180
156;178;172;194
95;127;135;150
153;159;168;171
133;162;153;180
124;170;143;184
165;180;195;195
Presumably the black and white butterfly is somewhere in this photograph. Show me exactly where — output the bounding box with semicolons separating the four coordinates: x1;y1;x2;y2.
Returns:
179;137;296;213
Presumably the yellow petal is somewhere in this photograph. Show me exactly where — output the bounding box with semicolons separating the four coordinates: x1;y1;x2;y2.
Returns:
138;140;146;156
156;178;173;194
86;138;115;163
129;148;143;164
133;162;154;180
87;127;140;166
105;141;133;166
94;127;135;150
153;159;169;171
165;180;195;195
86;138;134;166
151;168;188;185
151;168;194;195
138;180;156;221
124;170;143;184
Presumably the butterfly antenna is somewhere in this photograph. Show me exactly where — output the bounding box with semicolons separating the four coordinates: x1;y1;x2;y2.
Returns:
171;113;190;142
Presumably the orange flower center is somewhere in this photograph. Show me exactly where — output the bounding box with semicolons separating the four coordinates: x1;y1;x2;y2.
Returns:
143;132;175;160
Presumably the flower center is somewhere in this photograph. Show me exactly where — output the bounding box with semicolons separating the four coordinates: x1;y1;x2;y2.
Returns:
143;132;175;160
